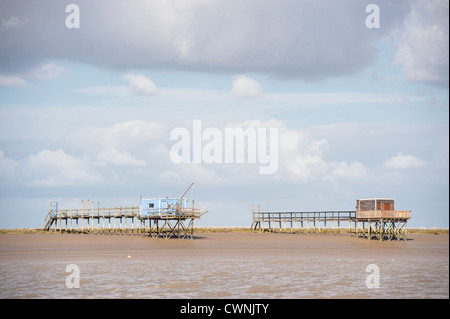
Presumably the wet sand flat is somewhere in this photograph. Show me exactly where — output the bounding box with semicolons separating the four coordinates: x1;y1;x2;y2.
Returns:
0;233;448;298
0;232;447;263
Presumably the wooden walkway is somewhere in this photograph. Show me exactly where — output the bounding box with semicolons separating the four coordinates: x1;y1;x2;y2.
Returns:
43;201;207;239
251;205;411;241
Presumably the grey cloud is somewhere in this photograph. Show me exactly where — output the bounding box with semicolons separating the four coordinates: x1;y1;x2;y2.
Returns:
394;0;449;87
1;0;412;80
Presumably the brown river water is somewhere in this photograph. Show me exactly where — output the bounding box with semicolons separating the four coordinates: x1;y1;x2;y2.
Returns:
0;233;448;299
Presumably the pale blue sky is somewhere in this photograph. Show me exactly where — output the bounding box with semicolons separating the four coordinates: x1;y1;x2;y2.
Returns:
0;0;448;228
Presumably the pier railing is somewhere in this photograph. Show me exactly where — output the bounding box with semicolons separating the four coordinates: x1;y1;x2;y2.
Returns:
251;209;356;234
251;206;411;241
140;207;208;219
43;201;208;239
356;210;410;220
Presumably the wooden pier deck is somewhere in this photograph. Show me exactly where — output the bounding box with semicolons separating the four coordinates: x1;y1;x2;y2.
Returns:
251;206;411;241
43;201;207;239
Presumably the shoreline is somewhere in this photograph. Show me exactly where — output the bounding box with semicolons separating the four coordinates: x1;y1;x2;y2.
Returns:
0;227;448;235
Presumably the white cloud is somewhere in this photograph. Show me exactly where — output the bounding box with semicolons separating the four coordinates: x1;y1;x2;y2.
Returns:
141;119;379;185
96;147;146;166
394;0;449;86
327;161;369;180
25;149;102;186
123;73;157;96
231;75;263;98
158;170;180;180
69;120;165;154
277;125;329;181
382;152;426;170
66;120;165;182
0;62;65;87
2;16;27;28
15;121;165;187
28;63;66;81
0;74;27;87
223;120;367;183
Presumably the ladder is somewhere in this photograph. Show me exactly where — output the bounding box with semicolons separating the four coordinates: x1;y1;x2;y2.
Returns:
42;211;54;231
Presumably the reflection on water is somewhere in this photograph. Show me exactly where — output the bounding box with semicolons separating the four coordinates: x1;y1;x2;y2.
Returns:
1;257;448;298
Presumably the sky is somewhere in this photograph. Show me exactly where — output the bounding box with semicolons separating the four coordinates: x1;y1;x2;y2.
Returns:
0;0;448;229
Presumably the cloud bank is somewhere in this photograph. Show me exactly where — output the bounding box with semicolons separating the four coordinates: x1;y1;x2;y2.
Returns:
394;0;449;86
0;0;424;81
1;119;435;189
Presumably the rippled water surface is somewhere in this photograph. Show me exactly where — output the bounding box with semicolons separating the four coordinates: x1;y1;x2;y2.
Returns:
1;257;448;298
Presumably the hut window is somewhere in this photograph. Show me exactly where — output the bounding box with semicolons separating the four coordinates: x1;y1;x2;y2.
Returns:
149;203;154;208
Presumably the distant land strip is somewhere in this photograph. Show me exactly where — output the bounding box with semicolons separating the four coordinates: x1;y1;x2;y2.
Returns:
0;227;448;235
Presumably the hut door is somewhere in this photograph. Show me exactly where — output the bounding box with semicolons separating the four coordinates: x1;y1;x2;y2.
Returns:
384;203;391;210
376;202;382;210
51;202;58;216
